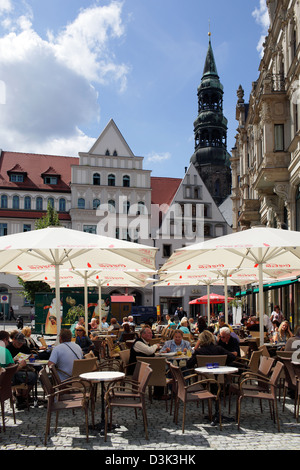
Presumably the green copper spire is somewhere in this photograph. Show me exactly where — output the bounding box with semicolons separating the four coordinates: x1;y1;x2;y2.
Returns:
202;36;219;78
190;33;231;206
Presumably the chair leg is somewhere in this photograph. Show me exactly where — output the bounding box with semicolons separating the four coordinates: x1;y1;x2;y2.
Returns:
237;396;242;430
142;407;149;440
274;398;280;432
1;401;5;432
182;402;186;434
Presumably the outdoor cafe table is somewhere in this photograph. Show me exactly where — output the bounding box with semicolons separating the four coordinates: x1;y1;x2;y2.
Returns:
79;371;125;434
195;365;239;425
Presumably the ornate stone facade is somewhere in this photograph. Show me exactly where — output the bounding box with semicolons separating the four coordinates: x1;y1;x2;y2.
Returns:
232;0;300;232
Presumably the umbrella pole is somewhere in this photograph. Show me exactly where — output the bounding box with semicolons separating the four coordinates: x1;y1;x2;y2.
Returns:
55;260;61;335
84;272;88;329
224;275;228;324
98;282;102;326
207;284;210;325
258;256;264;347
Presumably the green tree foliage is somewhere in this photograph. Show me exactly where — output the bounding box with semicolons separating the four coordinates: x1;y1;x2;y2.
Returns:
35;201;61;229
19;202;61;302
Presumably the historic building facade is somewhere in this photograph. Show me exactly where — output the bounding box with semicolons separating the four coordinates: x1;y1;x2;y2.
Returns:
231;0;300;324
0;36;232;319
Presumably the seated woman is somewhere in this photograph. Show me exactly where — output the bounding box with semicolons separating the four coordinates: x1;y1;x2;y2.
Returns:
75;326;93;354
21;326;50;359
179;317;190;334
187;330;236;369
161;329;192;354
273;320;293;344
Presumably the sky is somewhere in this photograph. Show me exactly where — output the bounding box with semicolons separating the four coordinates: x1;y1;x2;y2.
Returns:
0;0;270;178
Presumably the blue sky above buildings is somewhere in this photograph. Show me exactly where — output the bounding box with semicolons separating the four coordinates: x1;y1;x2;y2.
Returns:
0;0;269;178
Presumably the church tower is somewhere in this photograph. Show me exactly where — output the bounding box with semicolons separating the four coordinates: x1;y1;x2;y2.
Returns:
190;34;231;206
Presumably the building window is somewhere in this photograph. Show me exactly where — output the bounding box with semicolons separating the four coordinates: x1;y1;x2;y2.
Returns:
48;198;54;208
93;173;100;185
12;195;19;209
204;224;211;237
83;225;97;234
24;196;31;210
0;195;7;209
123;175;130;187
108;200;116;212
59;198;66;212
23;224;31;232
10;173;24;182
78;198;85;209
163;244;172;257
137;201;145;215
36;197;43;211
0;223;7;236
93;199;100;210
123;200;130;214
274;124;284;151
43;176;58;184
108;174;115;186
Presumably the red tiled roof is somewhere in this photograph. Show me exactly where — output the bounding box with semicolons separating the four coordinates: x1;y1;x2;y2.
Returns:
0;151;79;192
0;210;71;220
151;176;181;207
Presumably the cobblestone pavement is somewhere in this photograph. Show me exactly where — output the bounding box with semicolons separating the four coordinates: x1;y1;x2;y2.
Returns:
1;323;300;453
1;381;300;452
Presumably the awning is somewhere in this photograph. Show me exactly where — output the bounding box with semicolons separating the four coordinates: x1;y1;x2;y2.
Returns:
236;277;300;297
111;295;135;303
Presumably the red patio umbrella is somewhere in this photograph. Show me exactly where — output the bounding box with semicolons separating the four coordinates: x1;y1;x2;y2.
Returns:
189;293;234;305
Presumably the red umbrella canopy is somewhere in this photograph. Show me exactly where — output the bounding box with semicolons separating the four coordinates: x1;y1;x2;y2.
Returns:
189;293;234;305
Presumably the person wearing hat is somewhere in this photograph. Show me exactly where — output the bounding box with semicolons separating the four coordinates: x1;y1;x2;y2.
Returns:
6;332;38;409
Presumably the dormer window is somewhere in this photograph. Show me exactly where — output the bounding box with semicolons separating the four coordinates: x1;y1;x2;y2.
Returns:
43;176;58;185
42;167;60;185
105;149;110;156
10;173;24;182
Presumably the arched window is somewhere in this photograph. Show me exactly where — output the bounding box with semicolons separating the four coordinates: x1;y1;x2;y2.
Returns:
24;196;31;210
47;198;54;208
108;200;116;212
12;195;19;209
93;199;100;210
1;195;7;209
123;175;130;187
123;200;130;214
108;174;115;186
93;173;100;185
59;198;66;212
36;197;43;211
137;201;145;215
78;198;85;209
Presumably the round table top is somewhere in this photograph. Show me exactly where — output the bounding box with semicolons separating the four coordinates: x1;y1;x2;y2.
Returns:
79;371;125;382
195;366;238;375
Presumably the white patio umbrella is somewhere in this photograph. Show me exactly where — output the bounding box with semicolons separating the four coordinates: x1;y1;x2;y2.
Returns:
156;267;294;324
159;226;300;345
0;226;157;333
18;268;155;329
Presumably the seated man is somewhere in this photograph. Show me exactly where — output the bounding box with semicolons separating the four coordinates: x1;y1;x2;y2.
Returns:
160;329;192;354
127;327;161;376
217;327;240;358
5;332;38;409
48;328;83;381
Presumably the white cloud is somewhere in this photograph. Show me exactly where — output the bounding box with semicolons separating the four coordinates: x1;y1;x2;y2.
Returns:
252;0;270;57
0;0;12;15
146;152;171;163
0;1;128;155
